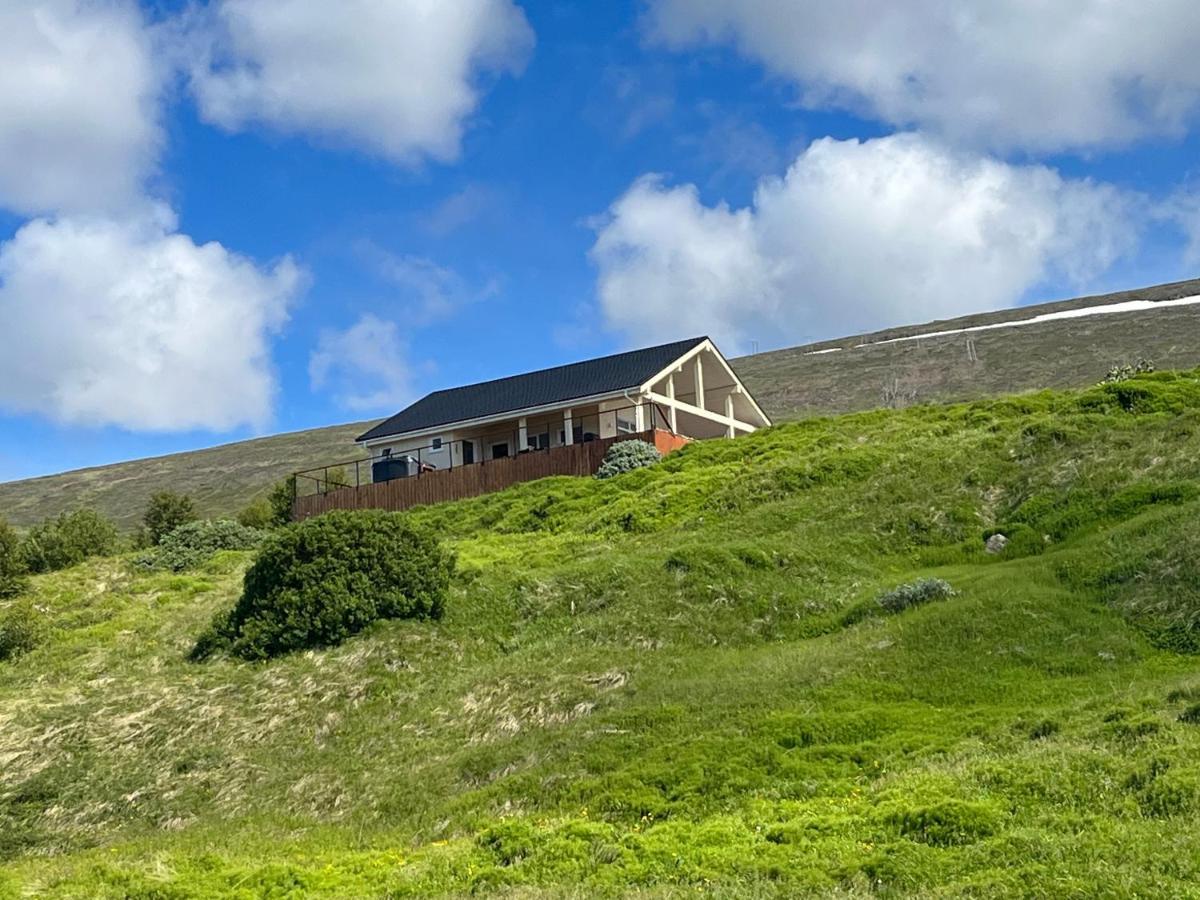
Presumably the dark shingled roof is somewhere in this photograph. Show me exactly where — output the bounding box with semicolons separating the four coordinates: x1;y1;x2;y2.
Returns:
357;337;708;443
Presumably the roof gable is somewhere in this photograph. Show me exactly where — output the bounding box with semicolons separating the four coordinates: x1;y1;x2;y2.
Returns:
357;337;708;443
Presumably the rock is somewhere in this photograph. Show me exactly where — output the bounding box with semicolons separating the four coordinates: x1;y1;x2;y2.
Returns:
985;533;1009;554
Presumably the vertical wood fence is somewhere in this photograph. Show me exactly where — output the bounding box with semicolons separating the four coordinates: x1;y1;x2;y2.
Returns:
292;429;690;520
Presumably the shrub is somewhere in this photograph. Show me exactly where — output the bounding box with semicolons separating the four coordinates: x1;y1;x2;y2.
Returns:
21;509;120;574
268;476;297;527
1102;358;1155;384
595;440;662;480
143;492;198;546
192;509;454;661
876;577;956;614
0;519;28;599
0;601;40;662
237;497;275;530
879;799;1001;846
139;519;266;572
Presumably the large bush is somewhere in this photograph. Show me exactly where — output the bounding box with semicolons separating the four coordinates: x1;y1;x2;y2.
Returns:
139;519;266;572
142;492;198;546
0;518;28;599
21;509;120;574
192;510;454;661
595;440;662;480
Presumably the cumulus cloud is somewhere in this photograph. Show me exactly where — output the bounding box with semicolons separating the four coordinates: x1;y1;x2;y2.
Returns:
0;209;302;431
646;0;1200;152
0;0;162;215
186;0;534;163
590;133;1140;349
309;315;414;412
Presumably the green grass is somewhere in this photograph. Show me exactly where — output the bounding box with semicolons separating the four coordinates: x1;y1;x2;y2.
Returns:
6;372;1200;896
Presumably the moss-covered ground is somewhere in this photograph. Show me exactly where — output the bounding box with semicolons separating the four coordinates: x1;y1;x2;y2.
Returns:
5;372;1200;896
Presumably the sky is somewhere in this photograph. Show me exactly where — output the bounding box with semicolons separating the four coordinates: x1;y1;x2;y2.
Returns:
3;0;1200;481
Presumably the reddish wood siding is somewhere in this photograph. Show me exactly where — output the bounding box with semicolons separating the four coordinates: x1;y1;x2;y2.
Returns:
292;429;688;520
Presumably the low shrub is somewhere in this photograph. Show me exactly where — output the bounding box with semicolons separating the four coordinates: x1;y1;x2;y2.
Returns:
0;519;27;599
142;492;198;546
0;601;40;662
192;509;454;661
1102;358;1155;384
138;519;266;572
20;510;120;574
876;577;956;614
595;440;661;480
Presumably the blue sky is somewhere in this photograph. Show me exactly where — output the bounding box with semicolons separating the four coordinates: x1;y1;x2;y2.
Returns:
2;1;1200;481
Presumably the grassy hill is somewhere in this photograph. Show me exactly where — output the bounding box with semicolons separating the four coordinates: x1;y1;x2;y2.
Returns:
5;371;1200;895
2;278;1199;531
0;421;372;531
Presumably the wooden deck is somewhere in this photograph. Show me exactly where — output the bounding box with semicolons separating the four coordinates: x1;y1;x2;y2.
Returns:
292;429;690;520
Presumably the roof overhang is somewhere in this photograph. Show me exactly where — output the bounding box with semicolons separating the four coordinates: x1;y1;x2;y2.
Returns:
356;389;632;447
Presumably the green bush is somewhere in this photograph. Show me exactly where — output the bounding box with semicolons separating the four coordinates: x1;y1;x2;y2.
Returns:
876;577;956;614
0;601;41;662
595;440;662;480
236;497;275;530
142;492;198;546
0;519;28;599
20;510;120;574
259;476;297;528
878;798;1001;846
192;510;454;661
138;519;266;572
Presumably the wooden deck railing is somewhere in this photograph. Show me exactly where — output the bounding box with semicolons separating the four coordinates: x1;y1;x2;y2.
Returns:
292;429;689;520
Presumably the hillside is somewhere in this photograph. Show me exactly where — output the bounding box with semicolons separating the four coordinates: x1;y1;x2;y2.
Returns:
0;421;372;531
5;372;1200;895
735;276;1200;418
2;277;1199;530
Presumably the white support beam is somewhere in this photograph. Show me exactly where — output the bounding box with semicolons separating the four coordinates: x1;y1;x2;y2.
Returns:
724;392;736;439
518;416;528;452
563;408;573;445
644;391;756;433
693;352;706;410
634;400;645;432
666;374;678;433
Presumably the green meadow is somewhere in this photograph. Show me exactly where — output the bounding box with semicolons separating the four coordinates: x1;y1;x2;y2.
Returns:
5;371;1200;897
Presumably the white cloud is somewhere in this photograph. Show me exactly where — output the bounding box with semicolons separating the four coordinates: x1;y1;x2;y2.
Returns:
590;133;1139;349
309;315;414;412
646;0;1200;152
0;208;302;431
186;0;534;163
0;0;163;215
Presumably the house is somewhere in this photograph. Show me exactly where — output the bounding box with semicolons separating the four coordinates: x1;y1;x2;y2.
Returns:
355;336;770;473
292;337;770;519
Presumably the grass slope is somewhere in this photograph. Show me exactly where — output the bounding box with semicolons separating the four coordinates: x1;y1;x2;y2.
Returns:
5;373;1200;896
0;422;371;531
4;279;1199;532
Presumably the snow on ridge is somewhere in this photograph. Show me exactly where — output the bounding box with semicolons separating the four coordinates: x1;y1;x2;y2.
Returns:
802;294;1200;356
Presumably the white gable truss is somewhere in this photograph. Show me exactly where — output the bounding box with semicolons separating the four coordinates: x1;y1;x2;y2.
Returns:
639;339;771;439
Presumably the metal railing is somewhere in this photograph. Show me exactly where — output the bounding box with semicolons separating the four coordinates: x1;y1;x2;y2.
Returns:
293;401;673;499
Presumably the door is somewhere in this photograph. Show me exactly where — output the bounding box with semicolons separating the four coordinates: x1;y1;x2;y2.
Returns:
462;440;475;464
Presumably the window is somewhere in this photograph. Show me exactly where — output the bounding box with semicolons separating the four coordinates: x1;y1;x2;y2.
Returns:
430;437;444;451
529;433;550;450
617;416;636;434
380;448;392;458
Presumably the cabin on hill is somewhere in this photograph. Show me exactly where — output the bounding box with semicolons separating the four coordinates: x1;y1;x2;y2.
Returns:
293;337;770;519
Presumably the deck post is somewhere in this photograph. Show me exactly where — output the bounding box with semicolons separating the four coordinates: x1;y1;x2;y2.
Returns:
694;352;706;410
563;408;573;445
666;374;678;434
518;417;529;452
724;392;736;438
